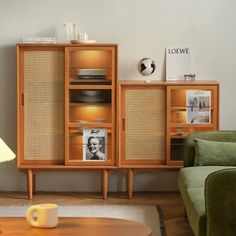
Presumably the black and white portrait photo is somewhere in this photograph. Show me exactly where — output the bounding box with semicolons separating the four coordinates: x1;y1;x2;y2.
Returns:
83;129;107;161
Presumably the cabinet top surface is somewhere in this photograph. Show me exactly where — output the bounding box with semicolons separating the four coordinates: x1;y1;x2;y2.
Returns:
16;43;118;47
118;80;220;86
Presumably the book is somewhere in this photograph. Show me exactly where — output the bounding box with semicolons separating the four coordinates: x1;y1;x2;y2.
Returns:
166;45;192;80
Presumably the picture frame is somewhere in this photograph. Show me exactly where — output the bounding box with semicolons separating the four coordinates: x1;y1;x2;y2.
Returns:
83;129;108;161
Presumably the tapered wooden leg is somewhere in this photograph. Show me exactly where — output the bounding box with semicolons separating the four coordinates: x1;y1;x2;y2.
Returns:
27;169;33;200
127;169;134;199
102;169;108;199
33;173;36;194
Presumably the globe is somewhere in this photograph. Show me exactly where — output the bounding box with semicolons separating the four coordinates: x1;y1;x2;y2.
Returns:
138;58;156;76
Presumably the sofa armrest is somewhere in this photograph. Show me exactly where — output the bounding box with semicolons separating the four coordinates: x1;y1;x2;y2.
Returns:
205;168;236;236
184;131;236;167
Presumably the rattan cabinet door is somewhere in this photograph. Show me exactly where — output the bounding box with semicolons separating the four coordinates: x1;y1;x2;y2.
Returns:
18;48;65;165
120;85;166;166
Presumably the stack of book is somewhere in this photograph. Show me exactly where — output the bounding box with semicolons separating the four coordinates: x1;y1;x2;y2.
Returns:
22;37;56;44
71;69;110;85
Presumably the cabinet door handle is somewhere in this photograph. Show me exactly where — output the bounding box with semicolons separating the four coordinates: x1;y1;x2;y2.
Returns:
122;118;125;130
21;93;24;106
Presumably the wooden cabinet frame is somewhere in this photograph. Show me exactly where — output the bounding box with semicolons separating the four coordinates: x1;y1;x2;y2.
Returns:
17;44;118;199
118;81;219;198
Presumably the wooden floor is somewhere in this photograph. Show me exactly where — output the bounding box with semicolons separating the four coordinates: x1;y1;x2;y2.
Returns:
0;191;194;236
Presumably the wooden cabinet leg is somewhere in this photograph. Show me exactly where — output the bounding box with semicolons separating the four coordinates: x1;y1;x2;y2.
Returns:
102;169;108;199
33;173;36;194
27;169;33;200
128;169;134;199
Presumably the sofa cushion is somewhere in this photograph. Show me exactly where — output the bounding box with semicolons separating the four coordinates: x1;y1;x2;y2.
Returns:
179;166;236;236
194;139;236;166
179;166;233;189
184;131;236;167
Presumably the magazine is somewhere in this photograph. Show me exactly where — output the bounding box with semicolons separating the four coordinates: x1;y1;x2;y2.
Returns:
186;91;211;124
83;129;108;161
166;45;192;80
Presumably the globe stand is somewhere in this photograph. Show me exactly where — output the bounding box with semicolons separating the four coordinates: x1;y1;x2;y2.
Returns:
144;76;152;83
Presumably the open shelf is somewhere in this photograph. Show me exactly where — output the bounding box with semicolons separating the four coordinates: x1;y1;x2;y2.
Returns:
170;123;214;128
68;85;112;90
68;122;112;128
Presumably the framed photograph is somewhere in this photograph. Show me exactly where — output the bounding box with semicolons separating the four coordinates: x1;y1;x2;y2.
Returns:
83;129;108;161
186;91;211;124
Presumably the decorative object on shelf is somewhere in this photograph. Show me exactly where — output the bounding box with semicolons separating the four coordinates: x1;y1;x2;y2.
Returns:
83;129;108;161
70;89;111;103
77;69;107;80
0;138;15;162
184;74;196;81
166;45;192;80
63;22;76;42
71;69;109;85
71;32;96;44
78;32;88;41
138;58;156;76
138;58;156;82
22;37;56;44
71;39;96;44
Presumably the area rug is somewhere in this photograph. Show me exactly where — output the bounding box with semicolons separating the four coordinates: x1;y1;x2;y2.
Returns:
0;204;166;236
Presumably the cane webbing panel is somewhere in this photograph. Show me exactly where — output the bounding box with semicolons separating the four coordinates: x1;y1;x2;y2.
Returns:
24;51;64;161
125;88;166;161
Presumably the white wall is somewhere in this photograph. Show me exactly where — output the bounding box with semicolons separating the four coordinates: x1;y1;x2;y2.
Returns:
0;0;236;192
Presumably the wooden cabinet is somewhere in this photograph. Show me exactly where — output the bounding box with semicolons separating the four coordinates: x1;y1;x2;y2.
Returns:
118;81;219;198
17;44;117;199
119;81;219;167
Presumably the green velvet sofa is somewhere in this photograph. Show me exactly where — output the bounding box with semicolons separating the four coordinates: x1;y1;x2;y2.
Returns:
178;131;236;236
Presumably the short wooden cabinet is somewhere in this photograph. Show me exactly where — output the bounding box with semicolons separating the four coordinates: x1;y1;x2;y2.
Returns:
118;81;219;198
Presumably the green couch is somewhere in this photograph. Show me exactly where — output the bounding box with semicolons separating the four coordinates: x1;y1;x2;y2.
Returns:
178;131;236;236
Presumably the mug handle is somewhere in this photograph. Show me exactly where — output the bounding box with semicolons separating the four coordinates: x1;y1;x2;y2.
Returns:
26;206;39;227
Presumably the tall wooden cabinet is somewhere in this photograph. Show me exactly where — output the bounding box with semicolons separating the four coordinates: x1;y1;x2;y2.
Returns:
17;44;117;199
17;44;219;199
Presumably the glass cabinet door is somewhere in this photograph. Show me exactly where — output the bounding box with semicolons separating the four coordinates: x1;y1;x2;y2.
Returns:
64;46;117;166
